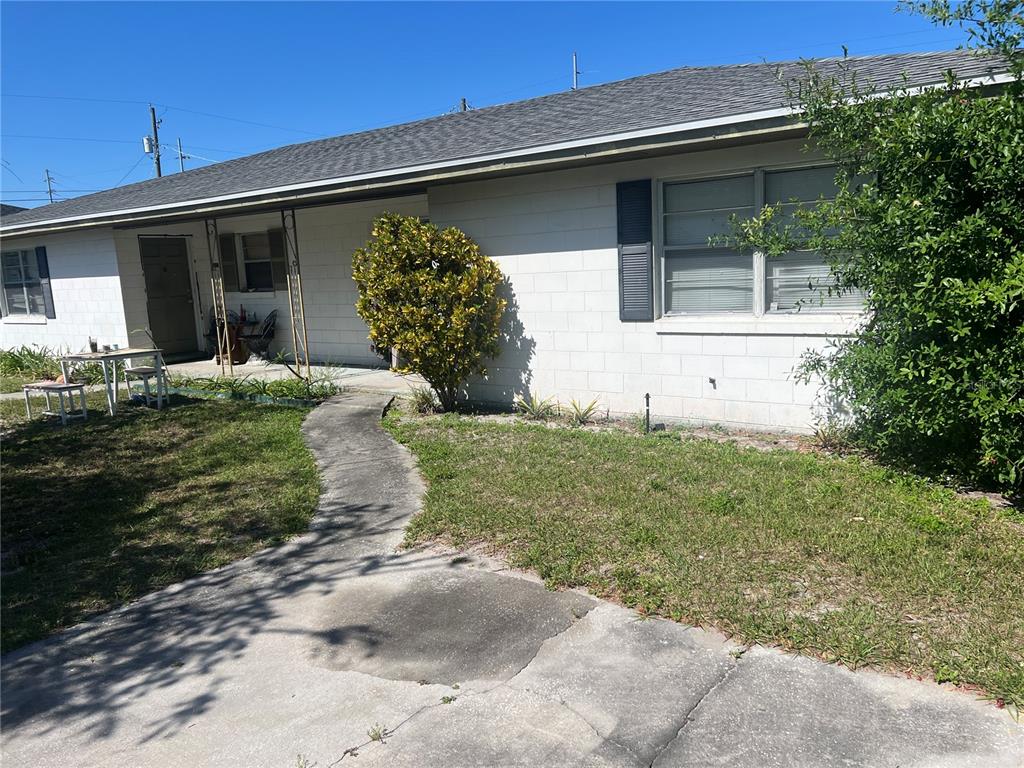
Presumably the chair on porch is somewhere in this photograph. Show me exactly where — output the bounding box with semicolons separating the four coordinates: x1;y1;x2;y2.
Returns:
240;309;278;360
204;308;241;357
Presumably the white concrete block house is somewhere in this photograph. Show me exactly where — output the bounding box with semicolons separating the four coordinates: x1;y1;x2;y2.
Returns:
0;51;1007;431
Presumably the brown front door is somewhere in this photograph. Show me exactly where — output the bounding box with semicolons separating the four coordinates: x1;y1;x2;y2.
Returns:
140;237;197;356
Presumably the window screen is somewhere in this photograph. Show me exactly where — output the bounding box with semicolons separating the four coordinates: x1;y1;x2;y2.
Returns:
763;167;864;313
662;175;754;313
240;233;274;292
1;250;45;316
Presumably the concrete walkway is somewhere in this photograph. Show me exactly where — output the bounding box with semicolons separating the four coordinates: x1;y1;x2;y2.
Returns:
2;393;1021;767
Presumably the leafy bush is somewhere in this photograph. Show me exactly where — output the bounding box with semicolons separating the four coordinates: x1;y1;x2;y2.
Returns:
513;391;559;420
729;1;1023;488
352;213;506;412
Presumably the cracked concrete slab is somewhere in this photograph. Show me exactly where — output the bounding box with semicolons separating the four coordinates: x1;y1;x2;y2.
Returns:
353;686;641;767
2;393;1022;767
508;602;737;764
653;645;1024;767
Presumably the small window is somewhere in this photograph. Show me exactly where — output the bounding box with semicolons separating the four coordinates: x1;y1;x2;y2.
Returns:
239;233;274;292
662;175;754;313
1;249;45;316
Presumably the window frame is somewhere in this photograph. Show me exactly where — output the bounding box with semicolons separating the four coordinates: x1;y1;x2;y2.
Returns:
656;161;858;318
0;248;46;318
235;231;275;293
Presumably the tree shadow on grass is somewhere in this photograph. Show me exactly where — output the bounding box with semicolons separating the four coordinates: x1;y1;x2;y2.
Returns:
0;398;454;747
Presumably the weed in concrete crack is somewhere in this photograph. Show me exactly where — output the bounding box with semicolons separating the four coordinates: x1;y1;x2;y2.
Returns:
367;723;390;743
295;754;317;767
441;695;457;704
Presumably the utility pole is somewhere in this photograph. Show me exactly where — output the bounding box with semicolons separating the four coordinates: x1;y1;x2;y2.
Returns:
572;52;579;90
149;104;162;177
176;137;189;173
460;97;468;112
44;169;55;203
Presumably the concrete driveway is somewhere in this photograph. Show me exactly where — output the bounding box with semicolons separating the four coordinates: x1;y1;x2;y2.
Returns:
2;393;1021;767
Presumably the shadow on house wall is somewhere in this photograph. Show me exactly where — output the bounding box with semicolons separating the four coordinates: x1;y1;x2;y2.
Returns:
465;278;534;409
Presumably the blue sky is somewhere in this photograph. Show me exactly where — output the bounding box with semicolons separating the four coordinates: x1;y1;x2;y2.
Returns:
1;1;969;208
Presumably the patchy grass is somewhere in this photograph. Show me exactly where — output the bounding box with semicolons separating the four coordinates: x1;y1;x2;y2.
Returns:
385;410;1024;709
1;394;319;652
1;373;36;394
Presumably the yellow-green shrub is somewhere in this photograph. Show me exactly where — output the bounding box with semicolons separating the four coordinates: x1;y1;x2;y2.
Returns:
353;214;506;411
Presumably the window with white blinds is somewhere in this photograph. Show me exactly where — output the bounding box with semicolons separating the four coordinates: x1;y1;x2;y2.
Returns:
660;166;864;315
662;175;754;313
763;166;864;313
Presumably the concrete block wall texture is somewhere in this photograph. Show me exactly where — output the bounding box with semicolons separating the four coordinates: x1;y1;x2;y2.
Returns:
1;229;129;351
429;138;861;432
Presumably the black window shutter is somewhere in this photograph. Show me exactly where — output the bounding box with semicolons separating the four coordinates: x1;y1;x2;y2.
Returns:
267;229;289;291
35;246;56;319
617;180;654;321
218;234;240;292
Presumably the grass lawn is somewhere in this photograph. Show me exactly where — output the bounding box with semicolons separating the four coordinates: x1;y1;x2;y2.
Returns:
385;411;1024;709
1;373;38;394
1;392;320;652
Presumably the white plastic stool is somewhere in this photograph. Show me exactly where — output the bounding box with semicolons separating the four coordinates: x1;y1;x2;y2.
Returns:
23;382;89;426
124;366;163;407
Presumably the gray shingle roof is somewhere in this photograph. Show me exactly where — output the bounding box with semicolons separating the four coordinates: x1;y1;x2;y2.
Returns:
0;204;28;218
2;50;1005;230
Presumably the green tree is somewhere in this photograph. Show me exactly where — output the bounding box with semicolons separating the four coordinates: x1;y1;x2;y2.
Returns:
729;0;1023;488
353;213;506;412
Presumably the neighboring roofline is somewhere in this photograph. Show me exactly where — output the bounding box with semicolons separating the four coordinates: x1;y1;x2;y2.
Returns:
1;71;1013;238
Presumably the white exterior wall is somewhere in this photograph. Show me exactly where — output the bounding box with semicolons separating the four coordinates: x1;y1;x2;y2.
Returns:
429;138;859;432
1;228;129;351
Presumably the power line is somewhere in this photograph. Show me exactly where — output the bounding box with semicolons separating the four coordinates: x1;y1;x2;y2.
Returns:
2;93;326;137
1;160;24;184
2;133;137;144
114;154;148;187
0;188;102;193
2;132;260;156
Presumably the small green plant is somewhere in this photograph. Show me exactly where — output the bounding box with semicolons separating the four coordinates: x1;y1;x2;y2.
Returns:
295;755;316;768
167;374;341;403
408;385;441;414
440;695;457;704
367;723;389;743
566;397;601;426
513;391;558;420
627;412;648;434
813;419;851;453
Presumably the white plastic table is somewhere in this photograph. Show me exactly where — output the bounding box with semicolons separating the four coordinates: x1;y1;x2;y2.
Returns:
61;347;166;416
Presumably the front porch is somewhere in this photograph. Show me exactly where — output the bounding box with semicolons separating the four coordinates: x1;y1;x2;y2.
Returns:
114;195;430;375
